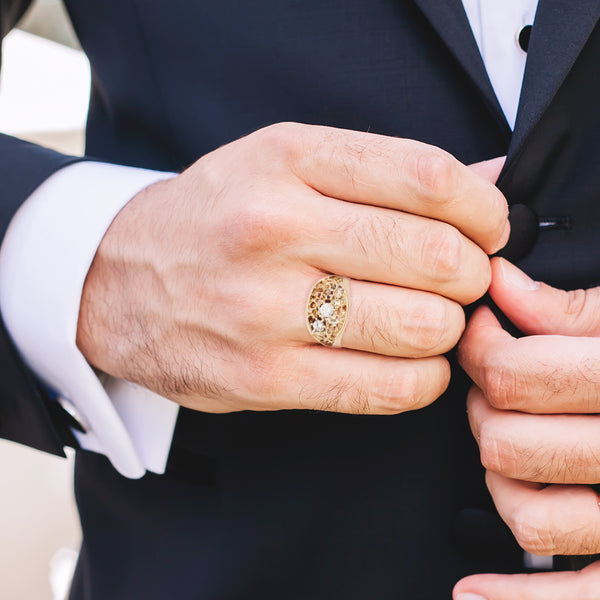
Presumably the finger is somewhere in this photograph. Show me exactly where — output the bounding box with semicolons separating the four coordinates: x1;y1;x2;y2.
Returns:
468;156;506;182
235;268;463;360
260;266;466;359
328;279;465;358
484;470;600;556
305;198;491;305
489;257;600;336
291;125;509;254
459;306;600;413
454;560;600;600
212;344;451;415
468;388;600;484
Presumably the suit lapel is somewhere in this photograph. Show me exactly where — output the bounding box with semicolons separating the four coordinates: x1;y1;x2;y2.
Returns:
507;0;600;164
413;0;600;183
411;0;509;133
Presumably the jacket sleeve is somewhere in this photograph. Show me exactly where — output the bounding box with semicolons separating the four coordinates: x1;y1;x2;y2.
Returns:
0;1;84;455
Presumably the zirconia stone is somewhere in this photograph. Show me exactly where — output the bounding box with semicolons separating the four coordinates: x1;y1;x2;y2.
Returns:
318;303;335;318
312;320;325;333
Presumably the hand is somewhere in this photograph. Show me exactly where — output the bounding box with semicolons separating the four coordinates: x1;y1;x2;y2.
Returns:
455;256;600;598
77;122;508;415
454;561;600;600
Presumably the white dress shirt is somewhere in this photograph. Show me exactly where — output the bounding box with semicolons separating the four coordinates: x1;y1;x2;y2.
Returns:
0;0;539;478
462;0;539;129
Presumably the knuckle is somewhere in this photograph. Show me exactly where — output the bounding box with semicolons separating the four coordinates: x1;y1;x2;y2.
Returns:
445;302;466;346
455;248;492;305
419;224;463;281
228;206;272;251
354;296;461;357
405;298;451;354
223;201;297;257
415;150;459;202
369;368;421;414
480;357;520;410
255;121;303;162
512;505;556;555
478;428;519;475
564;288;591;326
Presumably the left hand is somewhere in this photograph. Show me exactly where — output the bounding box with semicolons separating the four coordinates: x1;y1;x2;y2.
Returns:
453;256;600;599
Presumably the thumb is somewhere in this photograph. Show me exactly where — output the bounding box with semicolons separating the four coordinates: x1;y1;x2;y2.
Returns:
489;257;600;336
468;156;506;184
453;561;600;600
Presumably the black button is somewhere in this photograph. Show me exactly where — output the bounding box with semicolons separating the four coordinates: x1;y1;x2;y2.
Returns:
494;204;539;262
518;24;532;52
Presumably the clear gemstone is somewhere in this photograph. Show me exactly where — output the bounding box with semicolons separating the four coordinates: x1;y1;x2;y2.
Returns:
318;303;335;318
312;320;325;333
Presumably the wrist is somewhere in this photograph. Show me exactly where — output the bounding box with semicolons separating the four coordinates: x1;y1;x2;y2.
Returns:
76;177;175;376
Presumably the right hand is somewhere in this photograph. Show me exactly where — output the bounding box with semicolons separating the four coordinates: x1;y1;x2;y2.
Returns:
76;123;508;415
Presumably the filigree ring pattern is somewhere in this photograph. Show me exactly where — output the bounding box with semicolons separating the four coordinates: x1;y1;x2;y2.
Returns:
306;275;350;347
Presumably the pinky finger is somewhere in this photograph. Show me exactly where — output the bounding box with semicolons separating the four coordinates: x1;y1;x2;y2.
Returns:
295;346;451;414
232;345;451;415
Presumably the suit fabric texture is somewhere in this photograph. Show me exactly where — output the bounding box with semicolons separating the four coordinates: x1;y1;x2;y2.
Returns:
1;0;600;598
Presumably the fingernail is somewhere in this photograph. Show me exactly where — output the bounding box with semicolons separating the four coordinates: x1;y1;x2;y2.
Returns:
497;257;540;291
456;594;488;600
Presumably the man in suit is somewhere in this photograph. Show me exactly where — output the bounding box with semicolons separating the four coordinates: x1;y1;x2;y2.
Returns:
1;0;600;598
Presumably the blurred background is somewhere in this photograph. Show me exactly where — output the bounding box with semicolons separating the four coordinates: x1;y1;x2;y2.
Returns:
0;1;89;598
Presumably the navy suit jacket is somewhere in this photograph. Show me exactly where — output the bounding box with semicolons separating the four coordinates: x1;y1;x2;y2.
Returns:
1;1;600;598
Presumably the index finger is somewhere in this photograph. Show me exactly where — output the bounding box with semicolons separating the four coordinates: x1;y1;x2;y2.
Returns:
459;306;600;414
291;124;509;254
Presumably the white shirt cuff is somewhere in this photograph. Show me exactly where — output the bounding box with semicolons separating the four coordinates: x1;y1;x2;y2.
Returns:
0;161;180;478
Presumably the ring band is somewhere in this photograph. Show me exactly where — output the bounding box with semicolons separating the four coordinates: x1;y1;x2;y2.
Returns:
306;275;350;347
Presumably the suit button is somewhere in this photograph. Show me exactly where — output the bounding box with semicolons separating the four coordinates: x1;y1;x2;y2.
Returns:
58;397;88;433
517;24;533;52
494;203;539;262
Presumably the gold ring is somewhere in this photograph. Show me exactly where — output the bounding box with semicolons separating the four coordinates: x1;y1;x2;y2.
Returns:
306;275;350;347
